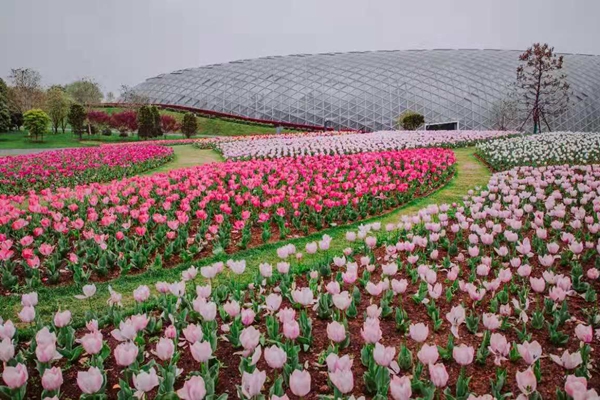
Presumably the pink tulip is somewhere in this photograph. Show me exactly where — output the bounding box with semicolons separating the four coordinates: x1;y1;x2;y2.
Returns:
453;344;474;365
182;324;204;343
390;375;412;400
152;337;174;361
417;343;439;365
329;369;354;394
361;318;382;344
77;366;103;394
529;277;545;293
223;300;241;318
373;342;396;367
75;284;97;299
516;367;537;395
2;363;28;389
190;341;213;363
564;375;588;398
327;321;346;343
550;350;583;370
428;363;449;387
133;285;150;302
482;313;500;331
240;326;261;353
241;369;266;398
265;294;282;312
114;341;139;367
517;341;542;365
575;324;593;343
241;309;256;326
283;320;300;340
326;353;353;373
332;292;351;311
133;368;159;394
0;337;15;362
18;306;35;323
289;369;311;397
53;310;71;328
42;366;63;391
177;376;207;400
0;320;16;340
408;323;429;343
488;333;509;365
264;345;287;369
79;330;103;355
21;292;38;307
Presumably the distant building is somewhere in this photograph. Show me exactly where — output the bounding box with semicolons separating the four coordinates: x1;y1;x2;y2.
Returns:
128;49;600;132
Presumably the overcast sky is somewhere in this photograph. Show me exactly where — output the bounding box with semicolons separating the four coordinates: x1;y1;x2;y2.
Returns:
1;0;599;95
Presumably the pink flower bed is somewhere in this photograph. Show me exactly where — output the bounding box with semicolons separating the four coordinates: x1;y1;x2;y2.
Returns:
0;148;455;288
0;145;174;195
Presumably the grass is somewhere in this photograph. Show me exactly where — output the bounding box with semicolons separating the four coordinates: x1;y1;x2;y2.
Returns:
142;145;224;174
0;147;491;326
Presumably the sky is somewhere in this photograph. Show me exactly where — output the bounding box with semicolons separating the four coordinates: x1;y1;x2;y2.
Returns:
1;0;599;95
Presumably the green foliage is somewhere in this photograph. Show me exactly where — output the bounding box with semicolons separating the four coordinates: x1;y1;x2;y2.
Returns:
68;103;87;139
45;87;71;134
397;110;425;130
23;109;50;141
150;106;162;137
181;112;198;138
137;105;154;139
10;111;23;130
0;78;10;133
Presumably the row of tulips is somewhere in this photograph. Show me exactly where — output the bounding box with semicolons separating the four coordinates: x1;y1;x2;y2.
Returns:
1;162;599;398
476;131;600;171
211;130;522;160
0;145;174;196
0;148;455;290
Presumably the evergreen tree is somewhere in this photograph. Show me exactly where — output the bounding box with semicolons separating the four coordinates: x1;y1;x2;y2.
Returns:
181;112;198;138
137;105;154;139
68;103;86;140
150;106;162;138
0;78;10;132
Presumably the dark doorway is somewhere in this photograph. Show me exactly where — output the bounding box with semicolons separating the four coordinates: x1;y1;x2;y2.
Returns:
425;121;459;131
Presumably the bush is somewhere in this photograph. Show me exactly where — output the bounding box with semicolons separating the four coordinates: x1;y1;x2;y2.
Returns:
397;110;425;130
102;127;112;136
110;110;138;136
23;109;50;141
151;106;162;138
0;78;10;133
10;111;24;131
181;112;198;138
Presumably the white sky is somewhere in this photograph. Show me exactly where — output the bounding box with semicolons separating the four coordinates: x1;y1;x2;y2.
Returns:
1;0;599;94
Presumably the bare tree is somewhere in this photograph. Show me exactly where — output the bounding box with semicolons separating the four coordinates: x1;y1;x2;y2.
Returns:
119;84;149;107
8;68;45;111
105;91;115;103
516;43;570;133
490;90;520;131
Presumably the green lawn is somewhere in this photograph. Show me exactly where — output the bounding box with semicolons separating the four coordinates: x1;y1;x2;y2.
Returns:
0;147;491;327
142;145;224;174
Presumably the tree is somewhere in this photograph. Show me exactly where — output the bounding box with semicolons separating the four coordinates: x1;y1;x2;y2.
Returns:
8;68;45;112
10;111;23;131
87;110;111;131
397;110;425;130
105;92;115;103
160;114;178;133
491;93;519;131
68;103;86;140
137;105;154;139
23;109;50;141
66;79;103;135
110;110;138;137
119;84;149;106
0;78;10;132
45;87;71;134
181;112;198;138
516;43;570;133
150;106;162;137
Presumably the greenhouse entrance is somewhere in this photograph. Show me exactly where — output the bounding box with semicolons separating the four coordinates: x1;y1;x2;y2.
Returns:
425;121;459;130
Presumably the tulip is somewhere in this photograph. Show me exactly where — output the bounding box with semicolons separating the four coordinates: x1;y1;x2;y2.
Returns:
417;343;439;365
283;320;300;340
75;284;97;299
133;368;160;394
329;369;354;394
2;363;28;389
409;323;429;343
516;367;537;396
53;310;71;328
183;324;204;343
21;292;38;307
373;342;396;367
42;366;63;391
264;345;287;369
564;375;588;398
289;369;311;397
327;321;346;343
241;369;266;398
550;350;583;370
154;337;175;361
453;344;474;365
361;318;382;344
79;330;103;355
575;324;593;343
114;341;139;367
18;306;35;323
240;326;261;353
390;375;412;400
77;366;104;394
428;363;449;387
177;376;207;400
133;285;150;302
517;341;542;365
265;293;282;312
332;292;351;311
191;341;213;363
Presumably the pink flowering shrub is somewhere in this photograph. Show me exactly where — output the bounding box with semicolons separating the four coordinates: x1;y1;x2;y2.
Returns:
0;145;174;195
0;148;454;287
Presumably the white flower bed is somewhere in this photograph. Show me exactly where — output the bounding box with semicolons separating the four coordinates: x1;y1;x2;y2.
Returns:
215;130;521;159
476;132;600;170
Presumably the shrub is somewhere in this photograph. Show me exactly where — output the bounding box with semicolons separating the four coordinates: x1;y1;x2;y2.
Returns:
102;127;112;136
68;103;87;139
23;109;50;141
0;78;10;133
397;110;425;130
181;112;198;138
110;110;138;136
9;111;24;131
87;110;111;130
137;105;154;139
160;114;178;133
150;106;162;138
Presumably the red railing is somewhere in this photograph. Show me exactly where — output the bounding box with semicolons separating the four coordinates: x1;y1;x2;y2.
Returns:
95;103;335;131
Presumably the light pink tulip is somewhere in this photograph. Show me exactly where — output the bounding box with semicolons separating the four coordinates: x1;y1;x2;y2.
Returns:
241;369;266;398
361;318;382;344
516;367;537;395
283;320;300;340
390;375;412;400
453;344;474;366
264;345;287;369
190;341;213;363
329;369;354;394
428;363;449;387
575;324;593;343
409;323;429;343
114;341;139;367
417;343;439;365
77;366;103;394
183;324;203;343
177;375;207;400
327;321;346;343
517;341;542;365
133;368;159;393
154;337;175;361
2;363;28;389
240;326;261;352
42;366;63;391
289;369;311;397
373;342;396;367
53;310;71;328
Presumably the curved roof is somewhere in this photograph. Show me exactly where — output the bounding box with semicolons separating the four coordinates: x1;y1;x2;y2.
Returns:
129;49;600;131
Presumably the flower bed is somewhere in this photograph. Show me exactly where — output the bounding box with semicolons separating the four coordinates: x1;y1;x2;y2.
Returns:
213;130;522;160
0;164;598;399
0;148;455;289
0;145;174;195
476;132;600;171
